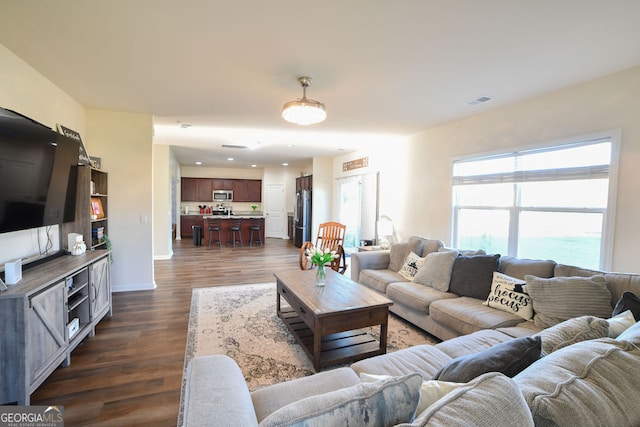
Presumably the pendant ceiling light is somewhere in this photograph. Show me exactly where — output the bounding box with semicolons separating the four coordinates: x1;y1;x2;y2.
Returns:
282;76;327;125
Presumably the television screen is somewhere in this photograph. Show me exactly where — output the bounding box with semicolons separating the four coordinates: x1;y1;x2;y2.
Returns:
0;107;79;233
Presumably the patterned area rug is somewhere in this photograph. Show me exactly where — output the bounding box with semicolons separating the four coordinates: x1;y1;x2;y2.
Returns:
182;282;436;391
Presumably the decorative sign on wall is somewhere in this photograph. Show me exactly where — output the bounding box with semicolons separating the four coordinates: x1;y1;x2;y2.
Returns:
56;124;90;165
343;157;369;172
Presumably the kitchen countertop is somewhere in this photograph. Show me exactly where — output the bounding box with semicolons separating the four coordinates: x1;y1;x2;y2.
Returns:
202;215;265;219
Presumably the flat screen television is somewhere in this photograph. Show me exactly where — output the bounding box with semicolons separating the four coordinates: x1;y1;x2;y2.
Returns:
0;107;79;234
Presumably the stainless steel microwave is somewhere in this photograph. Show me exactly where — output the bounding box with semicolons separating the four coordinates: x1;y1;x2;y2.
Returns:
213;190;233;202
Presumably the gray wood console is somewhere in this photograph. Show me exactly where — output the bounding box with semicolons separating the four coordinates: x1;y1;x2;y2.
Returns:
0;250;111;405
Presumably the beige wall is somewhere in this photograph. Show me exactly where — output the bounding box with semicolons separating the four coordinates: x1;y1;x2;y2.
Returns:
400;65;640;272
153;144;172;259
86;109;155;291
0;43;85;265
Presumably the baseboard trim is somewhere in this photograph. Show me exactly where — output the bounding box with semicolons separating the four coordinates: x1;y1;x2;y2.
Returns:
112;281;157;292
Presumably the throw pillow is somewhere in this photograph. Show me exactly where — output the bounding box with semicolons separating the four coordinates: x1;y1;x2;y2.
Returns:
612;291;640;321
398;252;426;281
606;310;636;338
433;336;541;383
535;315;609;356
483;272;534;320
359;373;463;416
448;254;500;300
524;275;612;329
616;318;640;343
412;250;458;291
259;373;422;427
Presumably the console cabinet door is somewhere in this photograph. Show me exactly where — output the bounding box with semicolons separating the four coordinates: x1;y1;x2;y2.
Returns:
27;282;66;386
90;257;111;322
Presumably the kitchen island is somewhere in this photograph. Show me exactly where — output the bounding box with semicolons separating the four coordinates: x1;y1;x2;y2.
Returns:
202;215;264;247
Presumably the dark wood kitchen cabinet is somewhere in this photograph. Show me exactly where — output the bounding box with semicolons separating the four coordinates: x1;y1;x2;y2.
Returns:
181;178;198;202
213;179;234;190
233;179;262;202
296;175;313;191
196;179;213;202
180;215;203;238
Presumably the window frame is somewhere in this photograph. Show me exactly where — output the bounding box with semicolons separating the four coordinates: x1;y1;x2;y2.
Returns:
451;130;621;270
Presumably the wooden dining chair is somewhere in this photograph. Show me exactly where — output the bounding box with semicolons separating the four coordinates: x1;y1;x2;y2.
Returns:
298;221;348;274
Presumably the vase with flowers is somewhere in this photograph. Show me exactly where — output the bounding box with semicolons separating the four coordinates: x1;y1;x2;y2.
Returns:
305;247;339;286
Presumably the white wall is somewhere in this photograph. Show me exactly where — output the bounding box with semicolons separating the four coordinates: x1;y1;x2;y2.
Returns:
390;65;640;272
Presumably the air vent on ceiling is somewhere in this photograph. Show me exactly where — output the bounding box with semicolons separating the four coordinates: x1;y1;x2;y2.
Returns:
221;144;249;149
467;96;492;106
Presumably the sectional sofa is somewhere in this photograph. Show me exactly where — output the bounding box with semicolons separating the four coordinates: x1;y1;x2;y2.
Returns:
181;236;640;426
350;236;640;341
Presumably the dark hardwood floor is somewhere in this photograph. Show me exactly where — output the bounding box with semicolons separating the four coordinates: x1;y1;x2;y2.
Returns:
31;237;303;426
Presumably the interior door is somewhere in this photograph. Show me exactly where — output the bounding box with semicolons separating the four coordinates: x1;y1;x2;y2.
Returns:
265;184;285;238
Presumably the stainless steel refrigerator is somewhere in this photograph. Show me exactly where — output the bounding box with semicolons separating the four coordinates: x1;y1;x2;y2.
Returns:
294;189;311;248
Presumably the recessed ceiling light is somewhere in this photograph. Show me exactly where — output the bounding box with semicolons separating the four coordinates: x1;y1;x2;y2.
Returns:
195;161;202;165
227;157;234;161
282;162;289;166
251;164;257;168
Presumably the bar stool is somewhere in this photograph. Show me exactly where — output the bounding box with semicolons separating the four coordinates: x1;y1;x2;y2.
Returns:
227;218;243;248
249;217;263;247
208;218;222;249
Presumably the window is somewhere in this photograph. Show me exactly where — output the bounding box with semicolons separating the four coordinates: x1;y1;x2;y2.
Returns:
452;133;618;270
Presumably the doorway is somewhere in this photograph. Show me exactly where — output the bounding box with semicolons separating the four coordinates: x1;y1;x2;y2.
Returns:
265;184;285;238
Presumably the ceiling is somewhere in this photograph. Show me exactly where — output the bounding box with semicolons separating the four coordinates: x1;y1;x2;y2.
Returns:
1;1;640;168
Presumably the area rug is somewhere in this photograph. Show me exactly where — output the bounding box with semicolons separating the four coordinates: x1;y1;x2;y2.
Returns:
182;282;437;392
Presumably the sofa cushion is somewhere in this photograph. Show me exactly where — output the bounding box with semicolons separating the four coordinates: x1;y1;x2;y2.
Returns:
498;256;556;280
515;338;640;427
534;315;609;356
359;269;405;293
397;372;534;427
433;336;541;383
258;373;423;427
613;291;640;321
386;282;458;314
413;250;458;292
524;274;612;328
606;310;636;338
399;252;427;280
389;238;423;272
183;355;259;427
251;367;360;422
435;329;515;359
448;254;500;300
430;296;525;336
350;344;454;380
417;237;445;258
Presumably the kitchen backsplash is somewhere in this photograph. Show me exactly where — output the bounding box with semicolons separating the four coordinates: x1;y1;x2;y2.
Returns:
181;201;261;215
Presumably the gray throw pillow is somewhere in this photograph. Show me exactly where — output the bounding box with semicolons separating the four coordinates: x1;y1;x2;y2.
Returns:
612;291;640;321
413;250;458;292
535;315;610;356
433;336;541;383
448;254;500;300
524;275;612;329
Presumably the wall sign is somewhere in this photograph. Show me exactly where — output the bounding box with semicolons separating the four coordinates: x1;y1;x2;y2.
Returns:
343;157;369;172
56;124;90;165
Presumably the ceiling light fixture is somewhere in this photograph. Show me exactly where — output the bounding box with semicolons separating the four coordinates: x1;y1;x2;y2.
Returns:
282;76;327;126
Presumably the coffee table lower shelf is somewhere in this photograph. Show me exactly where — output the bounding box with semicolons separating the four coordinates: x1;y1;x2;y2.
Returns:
278;307;385;371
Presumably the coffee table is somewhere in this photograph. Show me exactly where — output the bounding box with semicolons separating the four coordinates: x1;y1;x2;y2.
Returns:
274;269;393;371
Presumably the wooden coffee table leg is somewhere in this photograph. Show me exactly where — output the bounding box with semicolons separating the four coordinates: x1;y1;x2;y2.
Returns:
313;319;322;371
379;311;389;352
